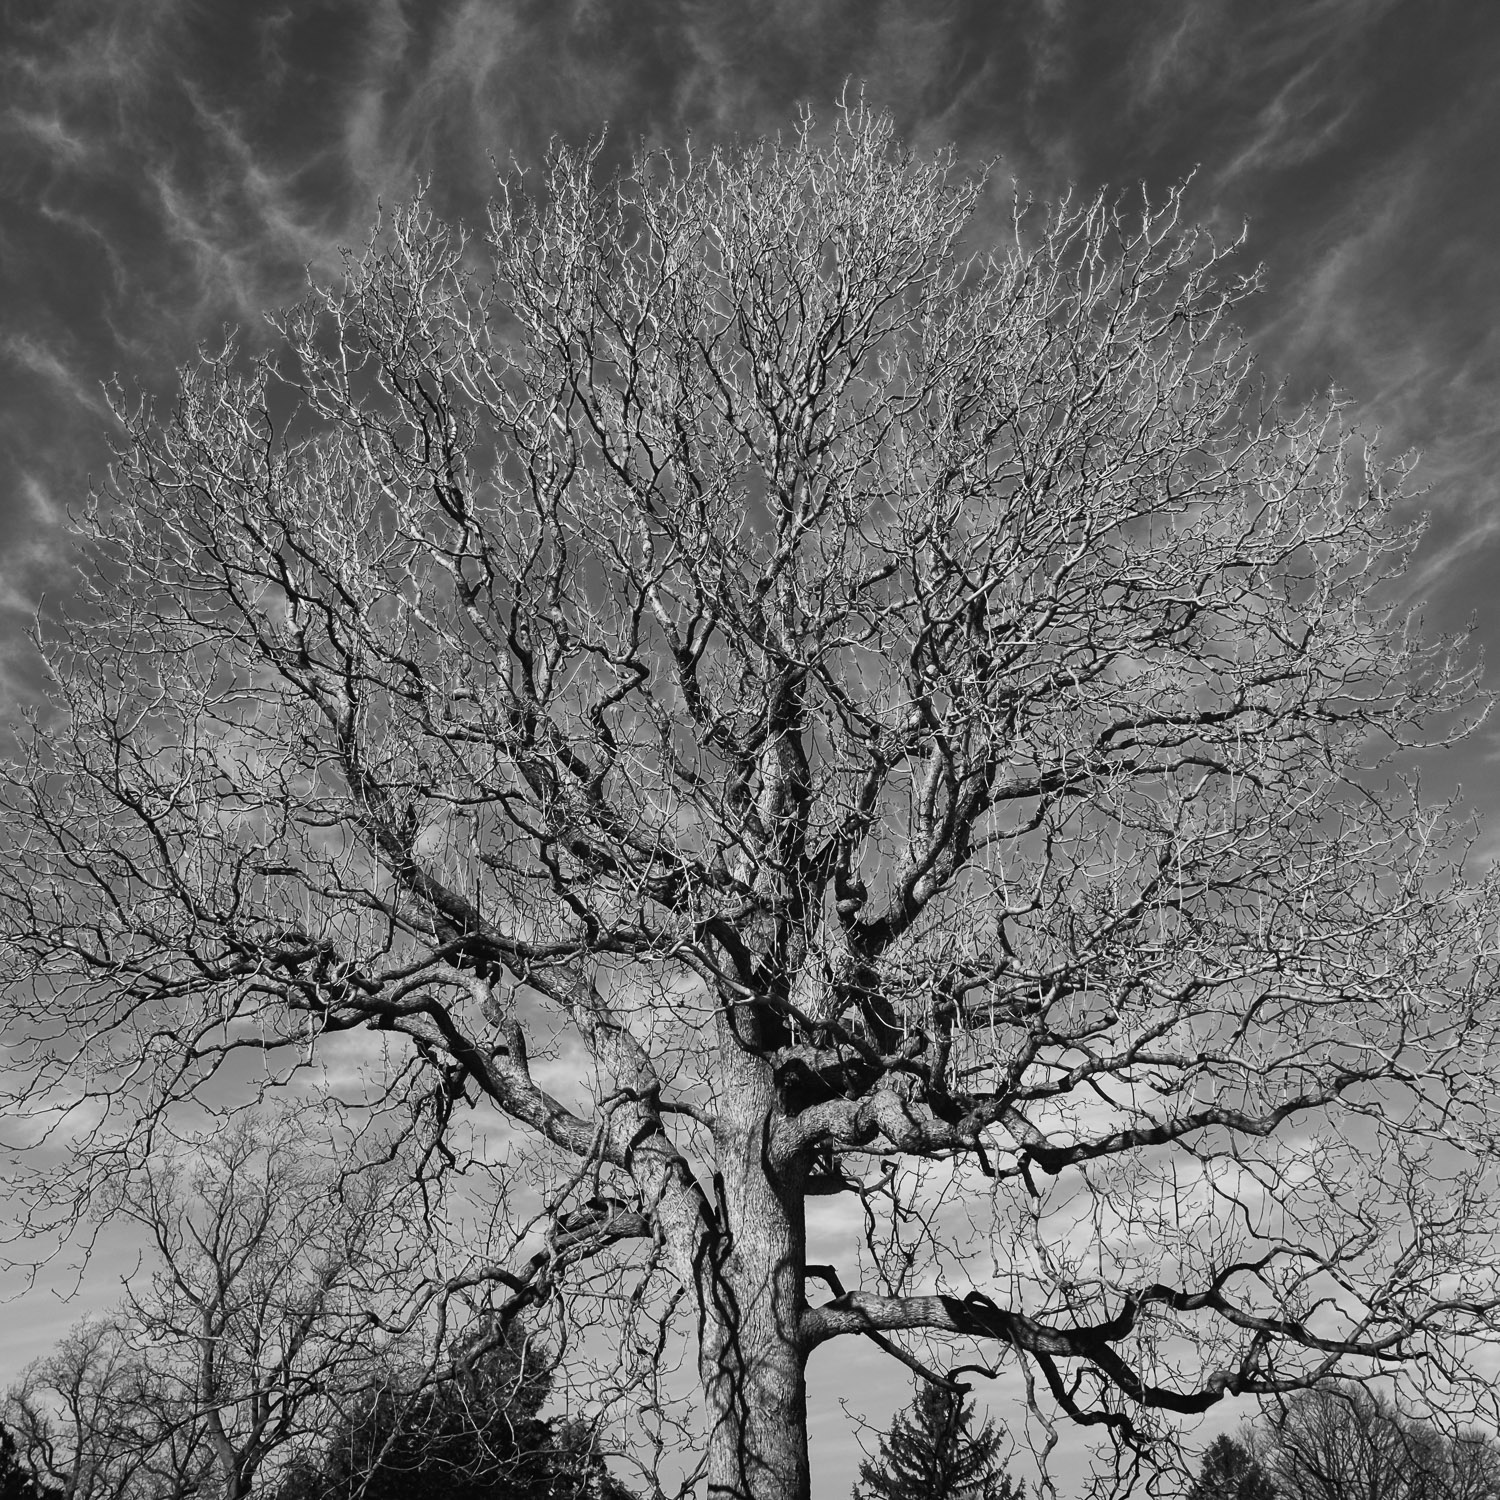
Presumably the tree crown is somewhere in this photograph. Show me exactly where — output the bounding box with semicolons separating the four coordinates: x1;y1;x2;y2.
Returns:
4;100;1499;1495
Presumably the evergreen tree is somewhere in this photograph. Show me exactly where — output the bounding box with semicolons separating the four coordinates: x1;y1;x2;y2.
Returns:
1186;1436;1277;1500
854;1383;1022;1500
277;1323;635;1500
0;1428;59;1500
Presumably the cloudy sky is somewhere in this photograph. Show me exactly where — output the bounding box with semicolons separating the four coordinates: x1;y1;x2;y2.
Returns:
4;0;1500;1489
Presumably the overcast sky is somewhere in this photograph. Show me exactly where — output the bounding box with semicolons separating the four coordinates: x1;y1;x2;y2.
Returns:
4;0;1500;1491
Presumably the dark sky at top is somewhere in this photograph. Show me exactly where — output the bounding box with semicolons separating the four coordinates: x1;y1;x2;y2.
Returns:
3;0;1500;1485
5;0;1500;703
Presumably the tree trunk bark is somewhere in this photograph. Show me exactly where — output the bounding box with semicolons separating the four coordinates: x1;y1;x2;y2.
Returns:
699;1015;810;1500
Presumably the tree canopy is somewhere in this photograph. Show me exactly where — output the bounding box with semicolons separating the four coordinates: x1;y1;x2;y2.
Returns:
4;99;1500;1500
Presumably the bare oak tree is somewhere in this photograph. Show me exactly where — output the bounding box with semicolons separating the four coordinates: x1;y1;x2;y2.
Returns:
5;102;1500;1499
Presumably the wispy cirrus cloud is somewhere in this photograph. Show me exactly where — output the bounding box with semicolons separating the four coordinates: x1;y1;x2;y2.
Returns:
1;335;108;418
1118;0;1403;177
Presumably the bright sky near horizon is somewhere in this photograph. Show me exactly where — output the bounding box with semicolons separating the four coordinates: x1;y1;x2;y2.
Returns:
4;2;1500;1493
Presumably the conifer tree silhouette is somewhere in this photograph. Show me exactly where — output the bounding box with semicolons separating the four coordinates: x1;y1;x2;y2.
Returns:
854;1384;1022;1500
0;1428;59;1500
1185;1435;1277;1500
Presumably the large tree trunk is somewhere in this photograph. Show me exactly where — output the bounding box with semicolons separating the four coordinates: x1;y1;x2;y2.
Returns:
699;1015;811;1500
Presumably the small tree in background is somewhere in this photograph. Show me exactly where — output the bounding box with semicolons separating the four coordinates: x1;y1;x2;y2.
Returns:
4;1320;165;1500
0;1429;60;1500
1446;1432;1500;1500
279;1321;636;1500
1185;1435;1277;1500
1249;1385;1500;1500
854;1382;1021;1500
5;1113;425;1500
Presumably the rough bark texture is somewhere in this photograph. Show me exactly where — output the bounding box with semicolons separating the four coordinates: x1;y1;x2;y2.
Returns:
700;1018;810;1500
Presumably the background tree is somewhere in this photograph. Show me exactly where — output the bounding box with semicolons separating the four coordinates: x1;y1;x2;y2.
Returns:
0;1428;61;1500
1444;1432;1500;1500
115;1114;423;1500
5;1321;166;1500
278;1321;636;1500
5;99;1500;1500
6;1114;421;1500
1249;1386;1500;1500
854;1381;1021;1500
1185;1435;1276;1500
